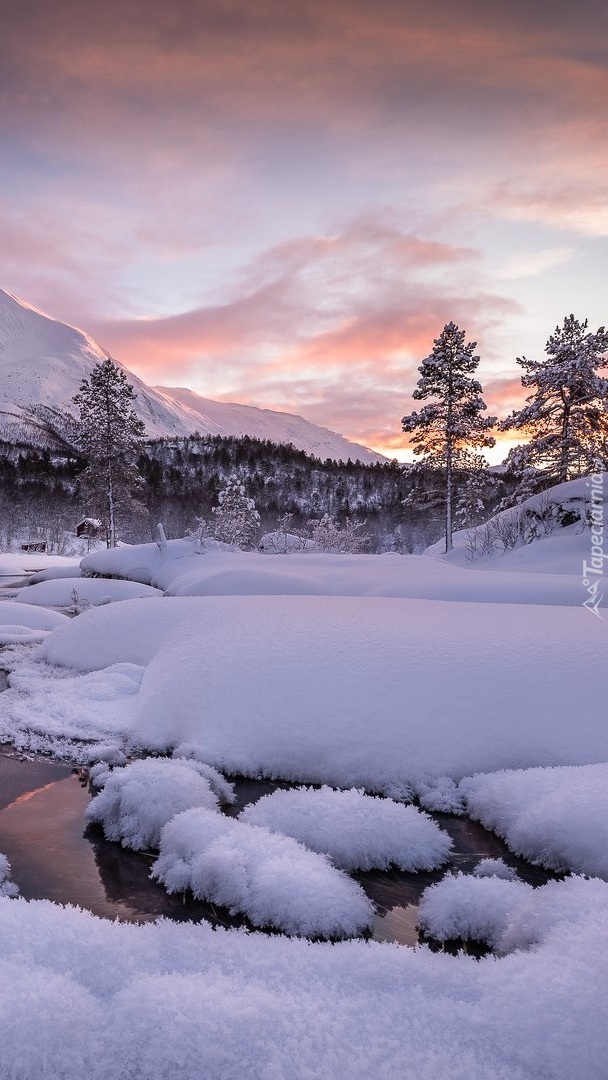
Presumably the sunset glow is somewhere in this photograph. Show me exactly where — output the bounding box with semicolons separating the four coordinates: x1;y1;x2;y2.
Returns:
2;0;606;461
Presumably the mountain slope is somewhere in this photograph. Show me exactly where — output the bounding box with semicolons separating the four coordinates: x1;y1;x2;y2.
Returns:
0;289;384;462
153;386;383;463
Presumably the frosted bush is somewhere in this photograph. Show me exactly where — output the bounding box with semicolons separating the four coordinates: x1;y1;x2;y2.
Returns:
86;757;234;850
240;785;452;871
152;806;374;938
0;854;19;898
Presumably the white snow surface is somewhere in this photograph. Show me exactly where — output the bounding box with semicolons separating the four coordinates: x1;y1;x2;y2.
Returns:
1;494;607;1075
15;576;163;608
86;758;235;850
240;786;452;870
0;599;68;645
419;873;532;947
153;806;374;938
80;540;585;605
27;564;83;583
460;764;608;878
0;660;143;759
32;595;608;793
419;872;608;955
0;892;607;1079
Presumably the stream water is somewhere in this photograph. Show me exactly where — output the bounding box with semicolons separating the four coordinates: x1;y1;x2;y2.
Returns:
0;751;555;944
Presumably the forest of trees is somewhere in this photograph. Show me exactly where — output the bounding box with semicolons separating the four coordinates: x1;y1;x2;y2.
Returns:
0;434;515;554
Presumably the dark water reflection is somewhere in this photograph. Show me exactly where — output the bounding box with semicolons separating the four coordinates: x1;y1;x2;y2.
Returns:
0;754;556;943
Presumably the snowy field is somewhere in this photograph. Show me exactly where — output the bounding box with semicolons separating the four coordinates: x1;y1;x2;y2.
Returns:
0;477;606;1078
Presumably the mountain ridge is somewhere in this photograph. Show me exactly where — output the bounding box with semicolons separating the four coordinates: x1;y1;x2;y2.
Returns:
0;289;384;463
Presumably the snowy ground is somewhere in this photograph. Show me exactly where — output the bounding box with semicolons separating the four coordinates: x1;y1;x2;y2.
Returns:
0;482;606;1078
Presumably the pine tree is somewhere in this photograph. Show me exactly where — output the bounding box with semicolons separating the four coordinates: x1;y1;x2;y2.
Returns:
401;322;496;551
500;315;608;484
72;359;146;547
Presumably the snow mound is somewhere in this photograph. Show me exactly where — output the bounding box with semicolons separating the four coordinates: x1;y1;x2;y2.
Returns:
16;577;163;608
240;785;452;870
152;806;374;938
86;758;234;850
419;872;608;955
27;565;83;583
80;541;585;605
419;873;532;947
0;600;69;644
0;601;68;630
31;594;608;791
0;854;19;898
473;858;517;881
460;763;608;878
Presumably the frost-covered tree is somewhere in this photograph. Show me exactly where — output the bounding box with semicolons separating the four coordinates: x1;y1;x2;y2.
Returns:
501;315;608;484
401;323;496;551
308;514;370;553
211;475;260;547
72;359;146;547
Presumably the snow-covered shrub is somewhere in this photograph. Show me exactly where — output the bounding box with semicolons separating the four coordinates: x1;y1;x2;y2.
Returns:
240;785;452;871
0;854;19;898
152;806;374;938
86;757;234;850
308;515;370;554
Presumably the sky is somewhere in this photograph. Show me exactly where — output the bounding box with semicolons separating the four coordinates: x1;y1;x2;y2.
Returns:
1;0;607;462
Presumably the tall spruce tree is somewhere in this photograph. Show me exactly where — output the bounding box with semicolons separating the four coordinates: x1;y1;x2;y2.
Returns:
73;359;146;547
401;322;496;551
500;315;608;484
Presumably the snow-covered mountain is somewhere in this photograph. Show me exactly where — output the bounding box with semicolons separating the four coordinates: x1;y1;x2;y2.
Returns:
0;289;384;462
152;386;384;463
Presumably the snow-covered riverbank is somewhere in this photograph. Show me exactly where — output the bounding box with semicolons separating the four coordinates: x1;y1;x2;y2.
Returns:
0;489;606;1078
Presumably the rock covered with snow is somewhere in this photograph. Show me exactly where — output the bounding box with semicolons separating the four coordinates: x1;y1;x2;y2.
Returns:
86;757;235;850
461;763;608;879
152;806;375;938
419;872;532;948
16;577;163;608
419;872;608;956
0;600;69;645
240;785;452;870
